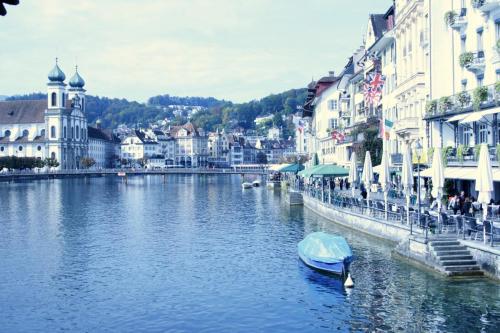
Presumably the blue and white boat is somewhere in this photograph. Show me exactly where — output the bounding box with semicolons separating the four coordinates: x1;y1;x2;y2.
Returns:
298;232;353;275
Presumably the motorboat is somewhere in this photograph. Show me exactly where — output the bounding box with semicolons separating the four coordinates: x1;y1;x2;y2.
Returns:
298;232;353;275
252;180;261;187
242;182;253;189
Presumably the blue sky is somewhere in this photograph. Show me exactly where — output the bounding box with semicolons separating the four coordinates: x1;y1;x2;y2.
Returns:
0;0;390;103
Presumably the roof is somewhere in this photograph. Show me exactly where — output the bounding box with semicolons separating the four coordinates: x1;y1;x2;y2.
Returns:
0;100;46;124
170;122;202;137
88;126;112;141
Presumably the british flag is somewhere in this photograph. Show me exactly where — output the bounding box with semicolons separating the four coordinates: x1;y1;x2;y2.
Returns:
363;72;385;107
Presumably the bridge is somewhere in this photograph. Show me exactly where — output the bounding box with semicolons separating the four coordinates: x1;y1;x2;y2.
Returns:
0;167;268;182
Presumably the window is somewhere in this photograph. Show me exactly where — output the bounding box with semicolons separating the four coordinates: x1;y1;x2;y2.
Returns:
18;146;23;151
50;126;56;138
496;20;500;40
4;130;11;137
477;29;483;51
81;128;85;140
329;118;338;129
0;147;3;152
462;126;472;146
22;129;29;137
461;36;466;53
76;125;80;139
477;76;484;87
41;129;45;137
72;127;74;139
62;93;65;107
51;152;56;159
51;92;57;107
37;146;42;151
63;126;67;139
328;100;338;110
479;124;488;144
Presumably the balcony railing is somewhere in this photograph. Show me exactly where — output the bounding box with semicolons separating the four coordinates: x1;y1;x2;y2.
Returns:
450;9;467;31
425;83;499;119
444;146;499;166
461;51;485;74
471;0;500;13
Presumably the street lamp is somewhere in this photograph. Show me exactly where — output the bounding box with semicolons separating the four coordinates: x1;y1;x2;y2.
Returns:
414;138;423;237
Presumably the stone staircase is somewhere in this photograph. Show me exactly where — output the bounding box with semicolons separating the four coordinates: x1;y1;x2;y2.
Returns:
429;238;484;277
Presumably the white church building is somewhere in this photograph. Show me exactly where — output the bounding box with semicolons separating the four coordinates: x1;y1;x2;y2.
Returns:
0;60;89;169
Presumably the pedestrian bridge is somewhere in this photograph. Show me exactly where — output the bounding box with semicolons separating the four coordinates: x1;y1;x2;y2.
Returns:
0;167;268;181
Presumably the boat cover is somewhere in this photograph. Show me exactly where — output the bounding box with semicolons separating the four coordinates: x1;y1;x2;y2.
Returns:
298;232;352;264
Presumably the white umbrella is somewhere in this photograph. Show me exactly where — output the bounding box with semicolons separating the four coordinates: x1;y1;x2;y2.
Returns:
361;151;374;209
431;148;445;230
379;142;391;220
476;144;493;226
401;143;414;225
348;152;358;197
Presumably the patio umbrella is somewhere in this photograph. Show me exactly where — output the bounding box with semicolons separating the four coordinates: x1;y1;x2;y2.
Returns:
379;142;391;220
348;152;358;197
401;143;414;225
476;144;493;223
431;148;444;230
361;151;374;209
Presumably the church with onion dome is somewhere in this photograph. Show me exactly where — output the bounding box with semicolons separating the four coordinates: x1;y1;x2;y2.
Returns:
0;60;90;169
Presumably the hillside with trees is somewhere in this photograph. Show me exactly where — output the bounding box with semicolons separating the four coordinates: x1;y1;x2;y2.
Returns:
5;88;308;137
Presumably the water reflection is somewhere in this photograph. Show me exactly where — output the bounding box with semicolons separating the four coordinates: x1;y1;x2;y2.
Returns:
0;176;498;332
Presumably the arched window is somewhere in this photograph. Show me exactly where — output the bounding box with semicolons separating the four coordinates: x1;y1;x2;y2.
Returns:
22;129;29;137
0;147;4;152
4;130;11;137
81;128;84;140
18;146;23;152
51;126;56;138
62;93;65;107
37;146;42;151
63;126;67;139
72;127;74;139
40;129;45;137
81;98;85;111
51;92;57;107
76;125;80;139
51;152;56;159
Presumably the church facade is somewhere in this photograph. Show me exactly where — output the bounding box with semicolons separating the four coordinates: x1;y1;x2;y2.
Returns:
0;61;89;169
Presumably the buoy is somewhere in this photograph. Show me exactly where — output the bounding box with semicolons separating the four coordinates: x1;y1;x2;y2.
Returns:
344;273;354;288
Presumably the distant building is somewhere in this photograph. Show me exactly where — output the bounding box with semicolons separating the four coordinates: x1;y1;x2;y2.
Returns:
0;60;89;169
87;121;121;169
254;114;273;126
169;122;208;167
267;126;281;140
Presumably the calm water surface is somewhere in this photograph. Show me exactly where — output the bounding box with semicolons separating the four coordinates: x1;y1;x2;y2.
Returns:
0;175;499;332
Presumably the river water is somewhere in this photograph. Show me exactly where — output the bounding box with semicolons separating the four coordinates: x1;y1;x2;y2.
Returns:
0;175;498;332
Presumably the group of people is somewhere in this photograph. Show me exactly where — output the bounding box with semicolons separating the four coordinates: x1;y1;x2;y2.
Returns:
446;191;474;215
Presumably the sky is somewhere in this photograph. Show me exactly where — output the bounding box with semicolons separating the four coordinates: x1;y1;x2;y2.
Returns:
0;0;390;103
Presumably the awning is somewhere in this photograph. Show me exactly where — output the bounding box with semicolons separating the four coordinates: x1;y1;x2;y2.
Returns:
373;164;398;174
279;163;305;173
419;166;500;182
269;163;291;171
460;109;499;124
298;164;349;178
446;113;470;122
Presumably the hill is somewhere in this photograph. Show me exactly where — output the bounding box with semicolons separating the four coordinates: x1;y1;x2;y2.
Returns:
5;88;308;136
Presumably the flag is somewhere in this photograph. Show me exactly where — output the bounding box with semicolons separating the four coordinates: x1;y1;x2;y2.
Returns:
363;72;385;107
331;130;345;143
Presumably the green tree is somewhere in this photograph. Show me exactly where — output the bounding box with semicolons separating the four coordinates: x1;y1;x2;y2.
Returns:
256;151;268;164
80;157;96;169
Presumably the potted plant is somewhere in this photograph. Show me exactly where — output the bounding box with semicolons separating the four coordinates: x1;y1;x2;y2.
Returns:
425;100;437;115
459;52;474;68
442;146;453;167
427;147;434;163
457;91;471;107
473;86;488;110
439;96;453;112
472;0;485;8
457;144;466;163
444;11;457;26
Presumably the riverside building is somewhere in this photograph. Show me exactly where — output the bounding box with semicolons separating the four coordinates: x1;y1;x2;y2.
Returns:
0;60;89;169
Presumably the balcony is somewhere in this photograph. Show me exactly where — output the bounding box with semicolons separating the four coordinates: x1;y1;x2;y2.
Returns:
450;9;468;32
424;83;499;120
444;146;499;167
460;51;485;74
393;117;421;140
471;0;500;13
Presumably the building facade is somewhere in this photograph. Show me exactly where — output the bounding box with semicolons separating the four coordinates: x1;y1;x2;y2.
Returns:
0;61;89;169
